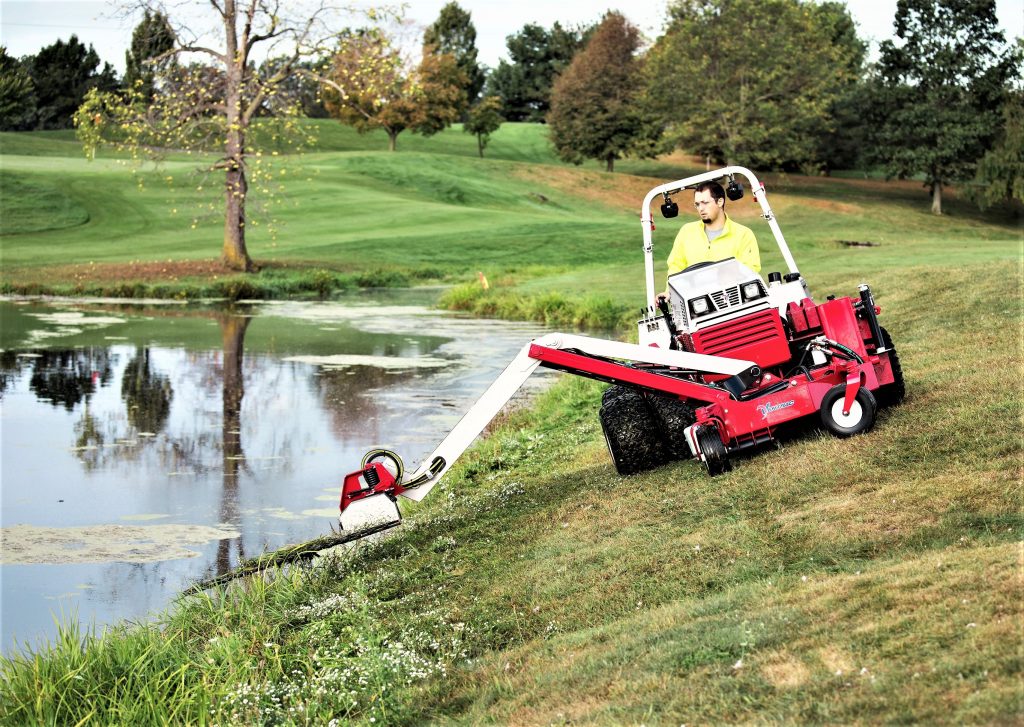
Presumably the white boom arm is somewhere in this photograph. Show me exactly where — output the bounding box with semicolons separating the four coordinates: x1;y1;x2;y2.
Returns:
641;166;799;308
400;332;754;502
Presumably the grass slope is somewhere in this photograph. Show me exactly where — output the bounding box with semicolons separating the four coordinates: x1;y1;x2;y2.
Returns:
0;125;1022;724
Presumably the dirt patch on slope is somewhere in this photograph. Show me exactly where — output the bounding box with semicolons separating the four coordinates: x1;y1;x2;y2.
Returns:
511;165;659;214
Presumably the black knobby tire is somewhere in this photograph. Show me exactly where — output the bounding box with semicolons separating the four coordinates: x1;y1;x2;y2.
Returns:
820;384;877;437
646;392;696;460
602;384;630;406
875;326;905;407
599;387;668;476
696;424;731;476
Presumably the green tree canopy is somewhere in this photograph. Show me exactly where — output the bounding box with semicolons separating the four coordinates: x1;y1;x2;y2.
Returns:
548;12;653;172
463;95;503;157
645;0;861;170
124;10;176;101
0;47;35;130
424;2;485;103
30;35;117;129
867;0;1018;214
968;87;1024;209
811;2;868;173
323;29;467;151
487;22;590;122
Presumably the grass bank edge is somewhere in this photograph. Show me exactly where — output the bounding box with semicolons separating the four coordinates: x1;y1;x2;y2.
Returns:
0;263;449;302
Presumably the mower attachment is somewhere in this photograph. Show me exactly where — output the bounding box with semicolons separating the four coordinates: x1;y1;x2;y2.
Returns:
339;449;404;531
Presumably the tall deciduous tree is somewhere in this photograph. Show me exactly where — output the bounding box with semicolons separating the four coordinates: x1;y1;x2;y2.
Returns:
968;88;1024;209
123;10;176;101
548;12;652;173
645;0;859;170
30;35;117;129
0;47;35;130
811;2;868;174
487;22;590;122
76;1;380;272
424;2;485;104
463;95;503;157
322;29;467;151
868;0;1017;214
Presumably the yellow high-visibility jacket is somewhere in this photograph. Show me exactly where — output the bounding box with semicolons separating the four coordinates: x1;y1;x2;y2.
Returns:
666;215;761;280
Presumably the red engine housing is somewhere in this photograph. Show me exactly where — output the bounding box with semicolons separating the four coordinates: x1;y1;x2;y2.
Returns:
681;308;791;370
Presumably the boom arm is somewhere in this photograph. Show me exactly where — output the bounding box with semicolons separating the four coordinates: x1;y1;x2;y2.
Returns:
340;332;757;521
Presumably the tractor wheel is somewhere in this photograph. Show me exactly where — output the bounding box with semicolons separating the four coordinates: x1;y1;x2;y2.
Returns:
602;384;630;406
599;387;667;475
696;425;731;476
647;392;696;460
875;326;905;407
820;385;877;437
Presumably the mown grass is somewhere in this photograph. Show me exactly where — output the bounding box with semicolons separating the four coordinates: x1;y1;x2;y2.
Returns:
4;120;1018;312
2;257;1021;724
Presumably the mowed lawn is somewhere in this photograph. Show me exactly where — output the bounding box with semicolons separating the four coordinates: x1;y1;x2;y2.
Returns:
2;122;1019;304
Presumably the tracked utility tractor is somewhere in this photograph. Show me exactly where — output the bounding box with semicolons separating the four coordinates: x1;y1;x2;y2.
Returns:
338;166;904;529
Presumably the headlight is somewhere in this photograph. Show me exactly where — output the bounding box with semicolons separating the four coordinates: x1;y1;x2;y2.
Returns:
741;281;765;302
689;296;713;317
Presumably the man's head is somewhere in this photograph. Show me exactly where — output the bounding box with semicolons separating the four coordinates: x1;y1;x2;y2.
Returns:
693;181;726;225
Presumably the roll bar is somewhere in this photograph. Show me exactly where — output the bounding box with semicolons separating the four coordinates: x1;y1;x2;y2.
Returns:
640;166;799;307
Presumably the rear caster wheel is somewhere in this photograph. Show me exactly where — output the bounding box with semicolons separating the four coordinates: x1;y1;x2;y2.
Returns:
820;385;877;436
599;388;667;475
696;425;731;476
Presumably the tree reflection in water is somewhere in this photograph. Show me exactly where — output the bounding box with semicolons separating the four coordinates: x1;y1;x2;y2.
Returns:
28;348;115;411
216;313;250;576
0;298;510;635
122;348;173;434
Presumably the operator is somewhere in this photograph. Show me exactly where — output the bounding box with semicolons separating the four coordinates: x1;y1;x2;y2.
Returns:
658;180;760;302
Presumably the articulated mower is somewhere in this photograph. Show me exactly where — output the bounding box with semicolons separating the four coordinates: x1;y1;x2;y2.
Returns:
338;166;904;529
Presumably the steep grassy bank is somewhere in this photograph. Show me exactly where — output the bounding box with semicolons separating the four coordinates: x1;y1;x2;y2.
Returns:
2;257;1020;724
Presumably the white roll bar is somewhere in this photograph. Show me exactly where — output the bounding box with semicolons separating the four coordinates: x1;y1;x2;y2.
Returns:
641;166;799;307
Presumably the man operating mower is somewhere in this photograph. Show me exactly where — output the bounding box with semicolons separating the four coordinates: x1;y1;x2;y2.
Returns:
658;180;760;302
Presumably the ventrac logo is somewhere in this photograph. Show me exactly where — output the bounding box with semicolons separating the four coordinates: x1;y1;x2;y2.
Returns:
757;400;796;419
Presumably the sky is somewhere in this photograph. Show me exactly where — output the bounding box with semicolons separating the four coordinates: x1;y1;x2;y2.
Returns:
1;0;1022;72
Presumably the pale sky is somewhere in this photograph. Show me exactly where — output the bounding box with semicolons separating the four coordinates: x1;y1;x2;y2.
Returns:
1;0;1022;72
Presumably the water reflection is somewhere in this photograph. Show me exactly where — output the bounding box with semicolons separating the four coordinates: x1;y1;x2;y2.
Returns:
0;296;551;656
122;348;173;434
29;348;115;412
217;313;249;577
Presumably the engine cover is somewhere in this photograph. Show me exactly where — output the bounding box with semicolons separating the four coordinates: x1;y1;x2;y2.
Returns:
681;308;791;369
669;259;791;369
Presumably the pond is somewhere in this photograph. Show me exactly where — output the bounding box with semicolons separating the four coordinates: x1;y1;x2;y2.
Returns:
0;292;552;657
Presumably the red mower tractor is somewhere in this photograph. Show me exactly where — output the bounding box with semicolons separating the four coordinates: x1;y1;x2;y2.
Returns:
339;166;904;529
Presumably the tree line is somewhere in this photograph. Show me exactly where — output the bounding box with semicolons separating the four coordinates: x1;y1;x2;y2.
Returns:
0;0;1018;271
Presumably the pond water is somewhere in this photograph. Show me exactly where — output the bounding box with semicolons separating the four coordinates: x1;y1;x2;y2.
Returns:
0;292;551;657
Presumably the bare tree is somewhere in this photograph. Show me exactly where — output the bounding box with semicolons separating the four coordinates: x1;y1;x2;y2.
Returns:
76;1;391;271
